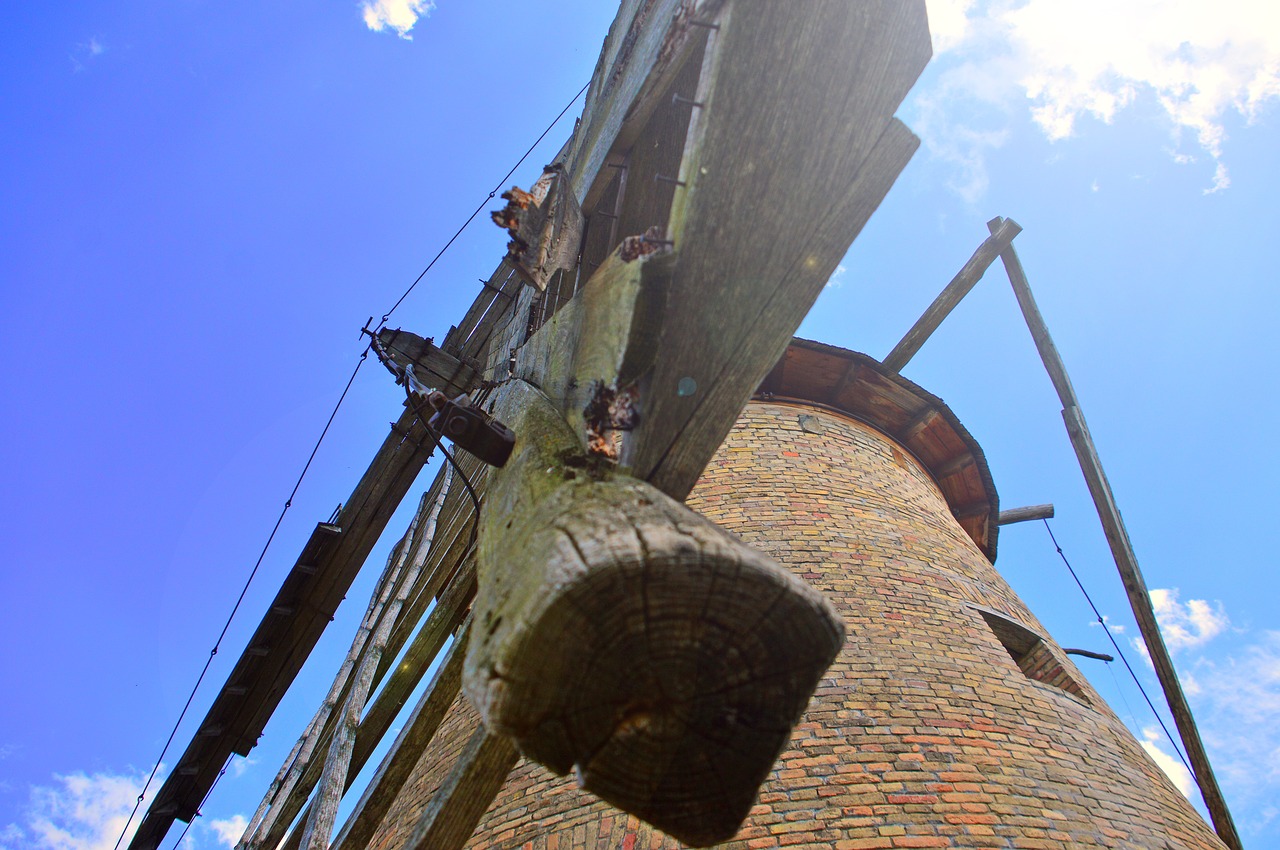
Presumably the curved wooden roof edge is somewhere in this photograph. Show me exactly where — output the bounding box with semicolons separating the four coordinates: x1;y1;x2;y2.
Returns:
753;337;1001;562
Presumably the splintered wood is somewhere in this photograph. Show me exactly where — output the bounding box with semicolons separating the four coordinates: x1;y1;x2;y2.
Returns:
467;379;844;846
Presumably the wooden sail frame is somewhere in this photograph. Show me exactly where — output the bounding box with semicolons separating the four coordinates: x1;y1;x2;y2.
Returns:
132;1;935;848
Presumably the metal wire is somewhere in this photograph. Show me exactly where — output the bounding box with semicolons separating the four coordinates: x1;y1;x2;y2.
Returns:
1041;519;1192;773
377;79;591;327
112;351;368;850
165;754;233;850
119;75;589;850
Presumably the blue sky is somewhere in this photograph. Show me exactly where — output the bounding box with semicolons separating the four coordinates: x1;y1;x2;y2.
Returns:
1;1;1278;847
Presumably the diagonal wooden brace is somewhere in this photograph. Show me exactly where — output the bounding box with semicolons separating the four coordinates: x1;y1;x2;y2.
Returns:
465;378;844;847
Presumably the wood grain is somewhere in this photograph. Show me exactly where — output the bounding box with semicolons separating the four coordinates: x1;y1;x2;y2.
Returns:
466;378;844;846
621;0;931;500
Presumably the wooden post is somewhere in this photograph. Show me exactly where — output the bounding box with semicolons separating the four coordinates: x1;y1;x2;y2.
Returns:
882;217;1022;373
988;217;1242;850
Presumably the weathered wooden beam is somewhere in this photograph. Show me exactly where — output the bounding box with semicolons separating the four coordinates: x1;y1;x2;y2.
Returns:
466;378;844;847
328;623;474;850
131;404;437;850
623;1;931;500
566;0;725;209
295;473;452;850
254;463;483;850
402;726;519;850
882;217;1023;373
996;504;1055;525
989;217;1241;850
375;328;482;398
273;558;478;850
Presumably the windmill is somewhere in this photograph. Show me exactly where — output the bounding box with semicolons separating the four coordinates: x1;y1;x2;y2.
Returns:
126;3;1238;849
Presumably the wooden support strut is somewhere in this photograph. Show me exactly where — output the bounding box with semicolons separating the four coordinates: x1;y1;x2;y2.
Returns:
996;504;1055;525
988;216;1242;850
882;217;1023;373
465;378;845;847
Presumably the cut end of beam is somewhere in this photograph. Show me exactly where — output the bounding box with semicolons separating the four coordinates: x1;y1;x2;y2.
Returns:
996;504;1055;525
468;478;845;847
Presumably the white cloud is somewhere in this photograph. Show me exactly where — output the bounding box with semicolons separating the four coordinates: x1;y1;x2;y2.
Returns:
361;0;436;40
1139;726;1194;797
5;769;151;850
1150;587;1230;651
918;0;1280;196
208;815;247;849
1186;630;1280;833
826;264;848;289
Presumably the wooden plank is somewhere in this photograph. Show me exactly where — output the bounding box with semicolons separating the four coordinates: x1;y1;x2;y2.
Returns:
466;378;843;846
402;725;519;850
621;1;930;500
989;217;1241;850
240;528;414;849
295;474;452;850
270;557;478;850
996;504;1055;525
881;217;1022;373
130;405;437;850
254;464;481;850
327;624;473;850
565;0;722;208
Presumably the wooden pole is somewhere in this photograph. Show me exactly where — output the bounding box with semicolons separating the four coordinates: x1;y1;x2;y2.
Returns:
996;504;1054;525
988;217;1242;850
882;217;1023;373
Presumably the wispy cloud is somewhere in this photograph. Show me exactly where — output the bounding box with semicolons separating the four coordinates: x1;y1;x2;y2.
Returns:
1150;587;1230;651
208;814;247;849
3;768;151;850
825;264;849;290
361;0;436;40
1139;726;1194;796
918;0;1280;197
69;37;107;73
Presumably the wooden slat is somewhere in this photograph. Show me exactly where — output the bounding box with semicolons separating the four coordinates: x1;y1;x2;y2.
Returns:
295;473;452;850
402;726;520;850
273;557;478;850
327;624;475;850
566;0;723;208
254;464;483;850
623;1;930;500
130;405;437;850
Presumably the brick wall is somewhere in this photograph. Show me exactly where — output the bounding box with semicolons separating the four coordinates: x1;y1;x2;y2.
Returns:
368;399;1224;850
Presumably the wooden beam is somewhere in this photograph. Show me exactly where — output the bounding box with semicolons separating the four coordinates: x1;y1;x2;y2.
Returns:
466;378;844;846
327;624;473;850
566;0;724;209
989;217;1242;850
996;504;1055;525
295;473;452;850
624;1;931;500
402;726;519;850
374;328;482;398
882;217;1022;373
132;405;437;850
271;558;478;850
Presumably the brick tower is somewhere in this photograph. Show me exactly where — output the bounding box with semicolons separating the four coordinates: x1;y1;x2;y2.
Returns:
368;338;1225;849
